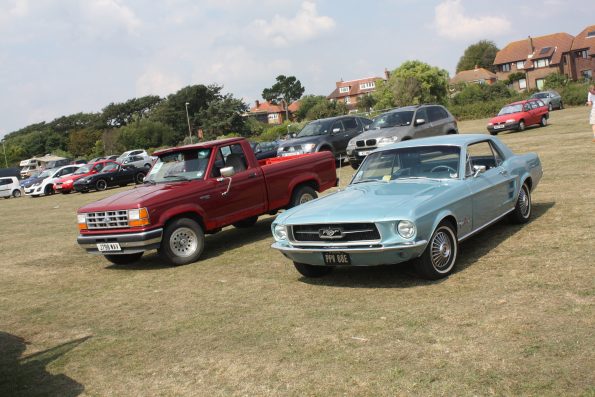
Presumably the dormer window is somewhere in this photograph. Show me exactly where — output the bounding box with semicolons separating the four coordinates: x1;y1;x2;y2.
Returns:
535;58;550;68
587;31;595;38
359;81;375;90
339;86;350;94
516;61;525;69
501;63;511;72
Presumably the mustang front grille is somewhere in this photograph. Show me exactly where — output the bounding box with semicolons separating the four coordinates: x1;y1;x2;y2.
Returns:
291;223;380;243
86;210;129;229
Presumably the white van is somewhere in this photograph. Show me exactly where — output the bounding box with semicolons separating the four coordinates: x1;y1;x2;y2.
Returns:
0;177;22;199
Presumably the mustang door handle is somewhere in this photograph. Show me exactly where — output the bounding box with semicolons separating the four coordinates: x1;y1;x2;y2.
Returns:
248;172;257;179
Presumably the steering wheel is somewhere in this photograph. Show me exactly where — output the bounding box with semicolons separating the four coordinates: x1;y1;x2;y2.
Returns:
430;165;457;174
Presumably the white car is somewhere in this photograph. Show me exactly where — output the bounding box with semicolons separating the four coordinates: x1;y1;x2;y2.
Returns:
116;149;148;163
121;154;153;169
0;176;22;199
24;165;81;197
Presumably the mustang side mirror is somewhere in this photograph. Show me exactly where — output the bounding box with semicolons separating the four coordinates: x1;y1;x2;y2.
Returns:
415;118;426;126
217;166;235;196
473;165;487;178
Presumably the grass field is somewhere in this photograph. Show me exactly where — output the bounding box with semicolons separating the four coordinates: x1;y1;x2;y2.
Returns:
1;107;594;396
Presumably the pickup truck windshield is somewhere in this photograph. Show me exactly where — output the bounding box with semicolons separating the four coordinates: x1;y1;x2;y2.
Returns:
352;145;461;182
145;149;211;183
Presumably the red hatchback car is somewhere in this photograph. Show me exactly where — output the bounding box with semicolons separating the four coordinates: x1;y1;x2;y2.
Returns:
54;160;118;193
487;99;549;135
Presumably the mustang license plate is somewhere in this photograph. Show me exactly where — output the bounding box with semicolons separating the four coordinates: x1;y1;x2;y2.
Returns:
323;252;351;265
97;242;122;252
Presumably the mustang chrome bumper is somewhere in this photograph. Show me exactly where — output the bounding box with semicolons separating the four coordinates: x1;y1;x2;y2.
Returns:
77;228;163;254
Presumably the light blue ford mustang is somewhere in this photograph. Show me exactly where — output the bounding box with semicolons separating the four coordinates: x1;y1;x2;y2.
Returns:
271;134;542;279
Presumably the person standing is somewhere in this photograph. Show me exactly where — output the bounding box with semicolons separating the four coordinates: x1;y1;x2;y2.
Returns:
588;84;595;142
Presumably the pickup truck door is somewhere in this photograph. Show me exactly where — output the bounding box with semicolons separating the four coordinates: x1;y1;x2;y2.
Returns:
205;144;267;228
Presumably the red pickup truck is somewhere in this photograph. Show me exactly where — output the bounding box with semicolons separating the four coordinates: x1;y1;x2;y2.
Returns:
76;137;337;266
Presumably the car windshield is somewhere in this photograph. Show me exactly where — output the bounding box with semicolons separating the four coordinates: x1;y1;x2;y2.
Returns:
145;149;211;183
352;145;461;183
531;93;548;99
296;121;331;137
74;165;91;175
498;104;523;115
38;169;52;178
100;163;119;173
370;111;414;129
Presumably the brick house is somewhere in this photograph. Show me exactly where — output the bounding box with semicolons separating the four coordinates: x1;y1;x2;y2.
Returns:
248;100;300;125
450;66;497;86
493;32;574;91
327;70;389;111
569;24;595;81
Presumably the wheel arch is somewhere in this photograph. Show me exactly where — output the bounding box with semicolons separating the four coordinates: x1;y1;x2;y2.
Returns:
158;206;206;232
427;211;458;241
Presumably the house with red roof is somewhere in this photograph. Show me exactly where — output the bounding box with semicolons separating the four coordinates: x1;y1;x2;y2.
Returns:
450;66;497;86
248;100;300;125
569;25;595;81
327;70;389;111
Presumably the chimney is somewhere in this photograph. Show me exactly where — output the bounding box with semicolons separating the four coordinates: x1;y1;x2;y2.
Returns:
384;68;390;80
527;35;534;54
255;100;260;108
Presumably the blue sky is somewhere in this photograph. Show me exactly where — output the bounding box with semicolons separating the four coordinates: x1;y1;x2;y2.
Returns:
1;0;593;137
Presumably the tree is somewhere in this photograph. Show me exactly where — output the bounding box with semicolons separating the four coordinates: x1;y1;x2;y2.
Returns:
102;96;162;128
262;75;305;105
373;60;450;109
293;95;328;121
456;40;499;73
356;94;377;112
68;128;102;158
117;119;177;150
305;100;348;120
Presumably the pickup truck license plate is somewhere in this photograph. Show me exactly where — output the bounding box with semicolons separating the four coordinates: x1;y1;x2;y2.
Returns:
323;252;351;265
97;242;122;252
357;150;370;156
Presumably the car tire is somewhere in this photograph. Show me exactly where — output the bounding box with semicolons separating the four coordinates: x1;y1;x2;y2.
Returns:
96;179;108;191
12;189;21;198
44;185;54;196
414;221;458;280
159;218;205;266
135;173;145;184
540;116;548;127
548;103;553;111
104;252;143;265
489;131;498;136
559;101;564;110
509;183;532;224
293;262;333;277
233;216;258;228
289;185;317;208
517;120;525;132
144;163;151;169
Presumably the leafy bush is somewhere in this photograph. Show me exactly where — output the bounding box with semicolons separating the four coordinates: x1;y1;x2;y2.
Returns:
449;98;517;121
451;82;519;106
558;82;590;106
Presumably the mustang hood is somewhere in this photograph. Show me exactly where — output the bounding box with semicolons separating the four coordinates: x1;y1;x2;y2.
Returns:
280;180;455;224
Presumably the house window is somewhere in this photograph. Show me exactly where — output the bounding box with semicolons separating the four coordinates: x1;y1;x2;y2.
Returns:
339;86;350;94
268;113;278;120
516;61;525;69
344;96;351;104
501;63;511;72
581;70;593;80
518;78;527;90
534;58;550;68
587;31;595;38
536;78;545;90
359;81;375;90
576;50;588;59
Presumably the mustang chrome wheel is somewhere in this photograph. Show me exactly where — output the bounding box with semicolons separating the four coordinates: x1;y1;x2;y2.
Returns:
431;230;452;270
518;185;530;218
416;223;458;279
169;227;198;257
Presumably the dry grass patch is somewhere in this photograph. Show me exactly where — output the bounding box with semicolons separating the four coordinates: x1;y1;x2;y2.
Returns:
1;107;594;396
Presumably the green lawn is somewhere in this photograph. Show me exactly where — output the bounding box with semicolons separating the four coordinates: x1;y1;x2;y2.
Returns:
1;107;594;396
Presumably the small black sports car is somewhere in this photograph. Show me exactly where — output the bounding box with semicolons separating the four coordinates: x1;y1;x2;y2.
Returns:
73;162;145;192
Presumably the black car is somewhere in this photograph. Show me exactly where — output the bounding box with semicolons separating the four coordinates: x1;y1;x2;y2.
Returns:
276;115;372;161
250;141;279;160
73;162;145;192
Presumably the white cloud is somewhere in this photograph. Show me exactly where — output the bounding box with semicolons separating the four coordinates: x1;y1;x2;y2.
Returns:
434;0;510;40
249;1;335;47
80;0;141;37
136;69;183;97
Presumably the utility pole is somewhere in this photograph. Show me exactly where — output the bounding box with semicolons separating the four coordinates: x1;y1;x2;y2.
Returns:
1;140;7;168
185;102;192;144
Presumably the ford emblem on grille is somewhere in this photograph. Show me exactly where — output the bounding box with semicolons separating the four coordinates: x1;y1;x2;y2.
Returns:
319;227;343;239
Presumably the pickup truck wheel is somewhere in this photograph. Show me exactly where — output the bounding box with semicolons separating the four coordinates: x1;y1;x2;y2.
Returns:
509;183;531;224
96;179;108;191
293;262;333;277
233;216;258;228
415;221;458;280
160;218;205;266
290;185;317;208
104;252;143;265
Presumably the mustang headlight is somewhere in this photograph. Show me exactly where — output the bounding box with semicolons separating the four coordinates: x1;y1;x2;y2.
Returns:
273;224;287;241
397;220;416;239
302;143;316;153
377;136;400;147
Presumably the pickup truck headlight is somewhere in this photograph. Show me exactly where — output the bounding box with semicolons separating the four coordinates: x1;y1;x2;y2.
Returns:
397;220;416;239
302;143;316;153
273;224;287;241
77;214;88;230
128;208;150;227
377;136;400;147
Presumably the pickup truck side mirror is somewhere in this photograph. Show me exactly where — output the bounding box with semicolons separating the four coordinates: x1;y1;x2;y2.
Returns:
415;118;426;126
472;165;486;178
217;166;235;196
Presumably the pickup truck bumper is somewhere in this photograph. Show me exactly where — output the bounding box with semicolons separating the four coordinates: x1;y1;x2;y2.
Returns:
77;228;163;255
271;240;427;267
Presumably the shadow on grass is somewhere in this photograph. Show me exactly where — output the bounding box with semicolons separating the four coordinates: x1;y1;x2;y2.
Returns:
0;332;90;397
299;201;555;288
105;217;275;270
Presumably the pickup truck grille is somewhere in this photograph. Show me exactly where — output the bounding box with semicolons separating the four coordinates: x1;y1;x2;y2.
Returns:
86;210;129;229
291;223;380;243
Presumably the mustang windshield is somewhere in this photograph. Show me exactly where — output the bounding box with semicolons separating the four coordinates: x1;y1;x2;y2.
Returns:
352;145;461;182
145;149;211;183
498;104;523;115
296;121;331;137
370;111;414;129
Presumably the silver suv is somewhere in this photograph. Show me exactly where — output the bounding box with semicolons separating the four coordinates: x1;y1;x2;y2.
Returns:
346;104;458;169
